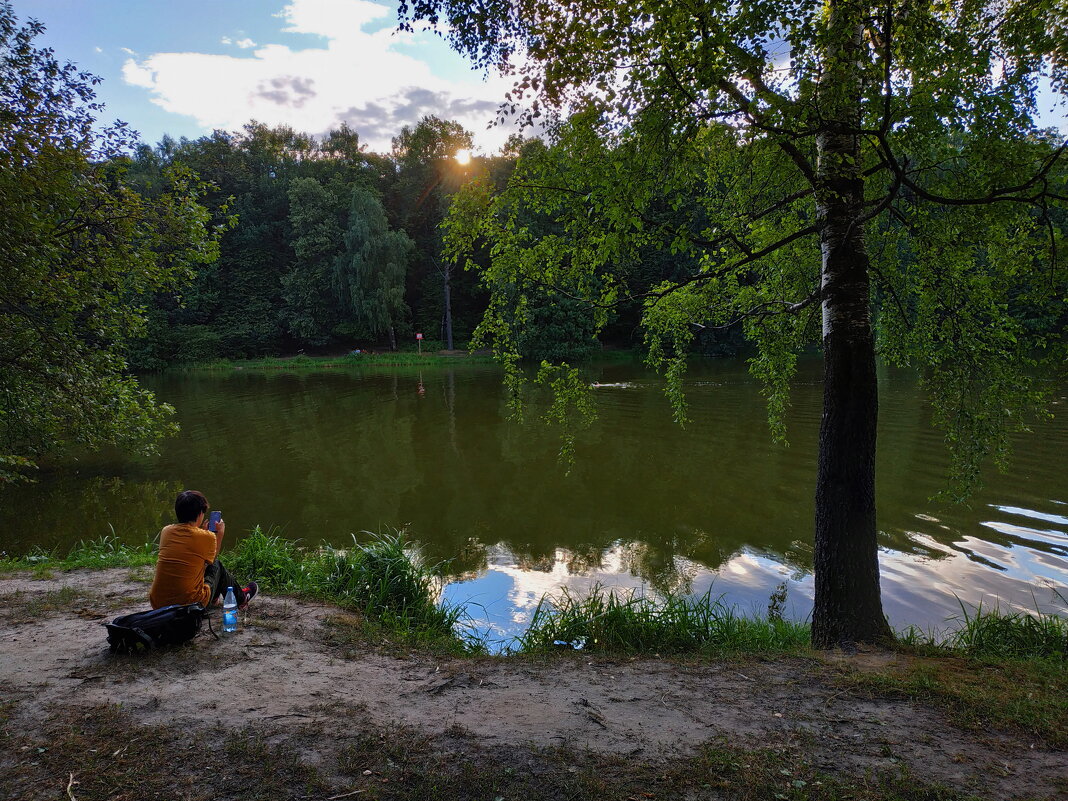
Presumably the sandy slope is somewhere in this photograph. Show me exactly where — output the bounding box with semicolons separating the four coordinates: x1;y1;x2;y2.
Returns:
0;568;1064;799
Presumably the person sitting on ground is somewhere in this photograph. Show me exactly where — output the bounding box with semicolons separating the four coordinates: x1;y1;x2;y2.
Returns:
149;490;257;611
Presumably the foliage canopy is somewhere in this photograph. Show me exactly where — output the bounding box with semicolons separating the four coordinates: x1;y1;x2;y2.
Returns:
0;5;225;482
411;0;1068;644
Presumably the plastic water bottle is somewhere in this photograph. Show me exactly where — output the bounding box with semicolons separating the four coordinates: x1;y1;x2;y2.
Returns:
223;586;238;633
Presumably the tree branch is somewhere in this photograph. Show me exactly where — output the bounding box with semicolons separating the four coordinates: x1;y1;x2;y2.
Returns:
705;290;821;330
875;135;1068;207
643;223;819;305
717;79;817;186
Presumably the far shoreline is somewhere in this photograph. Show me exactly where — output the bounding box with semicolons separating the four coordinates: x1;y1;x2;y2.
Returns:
157;350;501;371
142;346;649;373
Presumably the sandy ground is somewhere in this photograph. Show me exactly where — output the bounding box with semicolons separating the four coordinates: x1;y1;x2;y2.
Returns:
1;568;1064;799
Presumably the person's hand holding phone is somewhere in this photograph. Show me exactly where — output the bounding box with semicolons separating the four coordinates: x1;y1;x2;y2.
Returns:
206;510;226;558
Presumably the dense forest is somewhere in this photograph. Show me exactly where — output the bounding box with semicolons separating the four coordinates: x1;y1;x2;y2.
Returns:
121;115;742;370
125;118;494;368
121;114;1068;374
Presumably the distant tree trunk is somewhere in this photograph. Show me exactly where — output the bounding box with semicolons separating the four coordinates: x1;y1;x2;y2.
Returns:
811;1;892;648
388;325;397;351
443;263;454;351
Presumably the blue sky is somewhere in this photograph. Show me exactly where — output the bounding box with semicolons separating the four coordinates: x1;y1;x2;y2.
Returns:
21;0;515;152
18;0;1068;154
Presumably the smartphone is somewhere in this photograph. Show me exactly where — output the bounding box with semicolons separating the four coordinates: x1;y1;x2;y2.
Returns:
207;510;222;532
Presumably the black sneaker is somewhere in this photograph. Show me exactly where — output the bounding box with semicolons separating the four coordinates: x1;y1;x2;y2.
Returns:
240;581;258;609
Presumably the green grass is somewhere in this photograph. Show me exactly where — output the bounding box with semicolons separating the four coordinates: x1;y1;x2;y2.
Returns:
0;526;476;653
825;604;1067;748
6;531;1063;665
839;652;1068;748
943;603;1067;660
171;351;499;371
837;604;1068;748
0;534;157;575
896;601;1068;662
313;533;458;627
226;526;478;653
165;347;647;372
224;524;305;588
513;585;812;655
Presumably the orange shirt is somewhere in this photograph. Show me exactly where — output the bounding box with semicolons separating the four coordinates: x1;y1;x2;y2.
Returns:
148;523;218;609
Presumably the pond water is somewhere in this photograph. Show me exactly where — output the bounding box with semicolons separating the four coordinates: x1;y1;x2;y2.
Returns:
4;358;1067;648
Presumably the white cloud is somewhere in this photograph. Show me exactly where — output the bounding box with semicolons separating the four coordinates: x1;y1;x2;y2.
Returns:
94;46;103;54
121;0;518;152
122;58;156;89
121;46;137;55
277;0;386;39
222;36;257;49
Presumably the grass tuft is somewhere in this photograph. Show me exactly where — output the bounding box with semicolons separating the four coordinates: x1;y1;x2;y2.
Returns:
228;527;477;653
315;531;467;637
947;603;1068;660
514;585;811;655
226;525;304;590
895;603;1067;661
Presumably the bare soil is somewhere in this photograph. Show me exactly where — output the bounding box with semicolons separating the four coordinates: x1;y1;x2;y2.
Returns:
1;568;1064;800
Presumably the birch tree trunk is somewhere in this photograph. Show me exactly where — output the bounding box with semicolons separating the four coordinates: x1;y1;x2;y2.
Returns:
811;0;892;647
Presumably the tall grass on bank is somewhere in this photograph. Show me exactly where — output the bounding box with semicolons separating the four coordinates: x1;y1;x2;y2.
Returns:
223;525;304;590
317;534;458;628
514;585;811;655
0;534;157;574
165;347;645;373
900;601;1068;661
227;527;474;651
952;602;1068;660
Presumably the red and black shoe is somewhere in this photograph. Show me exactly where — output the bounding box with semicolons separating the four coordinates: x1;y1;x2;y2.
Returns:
239;581;258;610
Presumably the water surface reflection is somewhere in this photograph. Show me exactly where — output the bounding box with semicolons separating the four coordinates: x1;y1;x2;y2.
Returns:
3;359;1066;645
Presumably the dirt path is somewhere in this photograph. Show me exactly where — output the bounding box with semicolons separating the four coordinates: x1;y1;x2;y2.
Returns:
1;569;1064;800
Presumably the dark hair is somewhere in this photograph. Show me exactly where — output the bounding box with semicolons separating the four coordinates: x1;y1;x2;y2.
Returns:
175;490;209;523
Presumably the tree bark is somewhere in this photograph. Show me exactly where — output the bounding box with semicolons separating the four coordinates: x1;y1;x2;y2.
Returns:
811;0;892;648
443;263;454;350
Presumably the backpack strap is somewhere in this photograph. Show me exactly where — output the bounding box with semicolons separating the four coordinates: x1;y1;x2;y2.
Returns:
204;610;219;640
130;627;157;649
188;603;218;640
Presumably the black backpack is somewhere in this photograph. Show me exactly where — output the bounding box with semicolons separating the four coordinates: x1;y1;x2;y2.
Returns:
105;604;215;653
